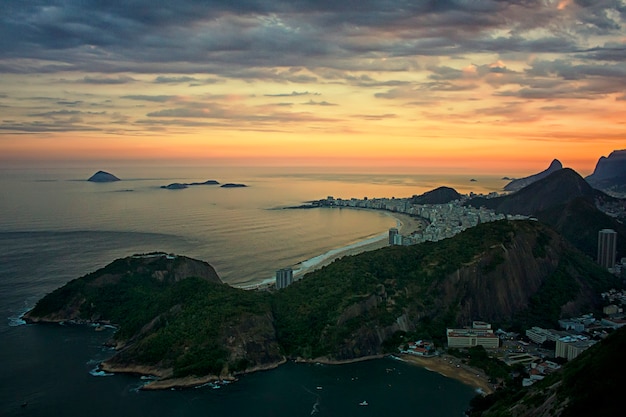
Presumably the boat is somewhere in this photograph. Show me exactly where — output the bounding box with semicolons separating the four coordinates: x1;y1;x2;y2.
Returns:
359;401;368;406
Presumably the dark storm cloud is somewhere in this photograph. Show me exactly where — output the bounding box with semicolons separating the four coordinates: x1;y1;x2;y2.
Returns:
153;76;199;84
2;0;624;76
81;76;136;84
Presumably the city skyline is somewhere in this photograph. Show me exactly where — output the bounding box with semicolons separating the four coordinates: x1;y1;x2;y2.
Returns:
1;1;625;173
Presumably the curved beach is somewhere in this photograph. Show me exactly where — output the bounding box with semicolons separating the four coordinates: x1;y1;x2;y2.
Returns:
292;211;424;278
237;210;424;290
397;354;494;395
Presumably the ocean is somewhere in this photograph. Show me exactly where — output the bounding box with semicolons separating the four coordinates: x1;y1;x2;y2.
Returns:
0;166;503;417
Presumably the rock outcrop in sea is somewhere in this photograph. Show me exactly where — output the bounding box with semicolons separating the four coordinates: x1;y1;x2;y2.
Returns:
88;170;120;182
220;183;247;188
160;180;220;190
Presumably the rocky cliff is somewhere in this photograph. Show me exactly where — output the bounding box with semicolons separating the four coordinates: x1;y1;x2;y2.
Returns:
274;220;619;360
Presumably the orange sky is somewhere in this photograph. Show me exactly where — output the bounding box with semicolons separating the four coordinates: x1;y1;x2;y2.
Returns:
1;1;624;176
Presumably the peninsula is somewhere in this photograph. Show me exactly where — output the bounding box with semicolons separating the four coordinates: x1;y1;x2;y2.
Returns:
23;220;620;391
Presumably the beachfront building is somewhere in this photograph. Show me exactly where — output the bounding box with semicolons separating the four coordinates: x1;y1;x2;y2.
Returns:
389;228;399;245
400;340;435;356
275;268;293;290
446;322;499;349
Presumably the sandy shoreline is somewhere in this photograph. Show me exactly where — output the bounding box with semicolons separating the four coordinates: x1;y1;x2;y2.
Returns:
397;354;493;395
236;209;425;289
292;210;425;278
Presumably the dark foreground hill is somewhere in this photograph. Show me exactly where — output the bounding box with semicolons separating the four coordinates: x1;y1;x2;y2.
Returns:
469;326;626;417
468;168;626;259
25;222;620;388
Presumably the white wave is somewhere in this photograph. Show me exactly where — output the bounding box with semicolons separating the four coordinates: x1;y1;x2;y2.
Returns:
8;315;27;327
7;303;35;326
89;366;113;377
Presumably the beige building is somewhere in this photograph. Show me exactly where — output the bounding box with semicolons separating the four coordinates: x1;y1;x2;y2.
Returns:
447;322;499;349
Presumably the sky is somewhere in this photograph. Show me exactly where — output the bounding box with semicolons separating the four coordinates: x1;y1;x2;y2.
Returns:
1;0;625;174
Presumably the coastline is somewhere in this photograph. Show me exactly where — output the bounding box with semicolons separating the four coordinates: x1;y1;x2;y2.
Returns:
292;210;424;278
396;354;494;395
236;209;425;290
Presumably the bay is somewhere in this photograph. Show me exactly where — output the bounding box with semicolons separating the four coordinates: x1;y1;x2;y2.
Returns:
0;166;500;417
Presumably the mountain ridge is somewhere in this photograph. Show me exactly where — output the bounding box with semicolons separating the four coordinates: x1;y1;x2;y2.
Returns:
504;159;563;192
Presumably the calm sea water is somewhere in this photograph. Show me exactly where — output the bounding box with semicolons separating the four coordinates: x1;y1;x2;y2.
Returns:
0;166;502;417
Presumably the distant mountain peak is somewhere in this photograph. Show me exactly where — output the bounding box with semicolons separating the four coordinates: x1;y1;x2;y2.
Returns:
504;159;563;192
586;149;626;195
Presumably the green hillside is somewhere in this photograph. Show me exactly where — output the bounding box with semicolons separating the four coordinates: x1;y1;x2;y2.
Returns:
25;222;621;382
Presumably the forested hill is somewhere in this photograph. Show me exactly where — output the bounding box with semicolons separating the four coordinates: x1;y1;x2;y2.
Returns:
24;222;621;385
273;220;619;359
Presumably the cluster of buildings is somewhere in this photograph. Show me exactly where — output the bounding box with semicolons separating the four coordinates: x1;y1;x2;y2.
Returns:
399;340;436;356
315;195;521;246
525;325;597;361
394;203;510;245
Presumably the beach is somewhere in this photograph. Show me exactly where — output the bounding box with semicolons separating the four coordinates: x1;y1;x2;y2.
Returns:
292;210;425;278
236;210;425;289
398;354;494;395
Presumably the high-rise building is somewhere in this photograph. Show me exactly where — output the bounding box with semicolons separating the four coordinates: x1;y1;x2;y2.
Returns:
597;229;617;269
389;228;399;245
275;268;293;290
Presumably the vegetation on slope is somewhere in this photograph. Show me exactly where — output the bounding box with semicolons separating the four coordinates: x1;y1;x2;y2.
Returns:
26;222;621;380
273;220;619;358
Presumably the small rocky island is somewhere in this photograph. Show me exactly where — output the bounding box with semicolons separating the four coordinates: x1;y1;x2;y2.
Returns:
160;180;220;190
220;183;247;188
88;170;120;182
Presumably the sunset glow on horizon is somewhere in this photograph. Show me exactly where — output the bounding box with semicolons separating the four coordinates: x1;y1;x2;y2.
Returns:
1;1;625;176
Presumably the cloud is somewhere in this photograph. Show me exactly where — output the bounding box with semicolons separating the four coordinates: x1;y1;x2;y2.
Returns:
264;91;320;97
81;75;136;84
122;95;177;102
153;76;199;84
302;100;337;106
1;0;625;142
